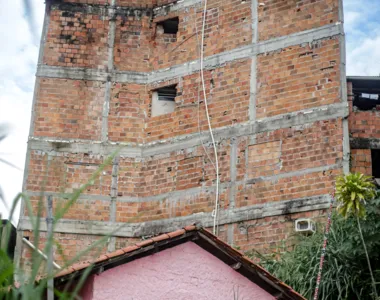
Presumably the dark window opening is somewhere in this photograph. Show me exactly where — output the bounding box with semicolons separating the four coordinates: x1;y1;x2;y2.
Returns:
157;17;179;34
157;85;177;101
353;93;380;111
349;77;380;111
151;85;177;117
371;149;380;179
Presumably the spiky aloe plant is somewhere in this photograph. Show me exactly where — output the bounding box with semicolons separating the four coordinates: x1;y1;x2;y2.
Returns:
335;172;378;299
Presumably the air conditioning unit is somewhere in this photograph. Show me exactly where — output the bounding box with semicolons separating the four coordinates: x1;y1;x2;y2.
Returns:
295;218;316;234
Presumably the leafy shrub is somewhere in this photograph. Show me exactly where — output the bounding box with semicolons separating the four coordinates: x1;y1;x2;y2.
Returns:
248;197;380;300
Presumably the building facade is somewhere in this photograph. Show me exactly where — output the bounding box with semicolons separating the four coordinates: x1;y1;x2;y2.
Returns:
348;77;380;179
16;0;349;270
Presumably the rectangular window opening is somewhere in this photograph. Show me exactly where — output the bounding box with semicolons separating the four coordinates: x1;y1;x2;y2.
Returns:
151;85;177;117
353;93;380;111
371;150;380;180
157;17;179;34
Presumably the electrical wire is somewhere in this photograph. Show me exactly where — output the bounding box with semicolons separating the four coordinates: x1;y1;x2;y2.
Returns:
198;0;220;235
195;9;216;172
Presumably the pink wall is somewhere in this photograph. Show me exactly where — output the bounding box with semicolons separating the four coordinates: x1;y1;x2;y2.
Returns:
82;242;275;300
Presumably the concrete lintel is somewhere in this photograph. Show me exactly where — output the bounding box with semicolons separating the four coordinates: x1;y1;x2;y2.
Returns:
111;71;148;84
24;191;112;202
28;102;348;158
36;65;110;82
255;24;342;54
249;0;258;122
246;162;342;185
28;139;142;157
118;183;230;203
254;102;349;134
153;0;202;17
50;1;152;17
350;138;380;150
18;194;331;237
36;24;342;84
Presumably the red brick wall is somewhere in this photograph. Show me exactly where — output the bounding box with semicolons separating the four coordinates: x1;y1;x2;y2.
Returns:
349;110;380;139
150;0;252;70
115;189;229;222
258;0;339;41
257;38;340;118
45;7;109;69
236;169;339;207
250;119;343;176
146;59;251;142
22;0;344;269
108;83;147;143
233;210;326;253
21;231;107;270
113;14;152;72
26;151;112;195
34;78;105;140
350;149;372;176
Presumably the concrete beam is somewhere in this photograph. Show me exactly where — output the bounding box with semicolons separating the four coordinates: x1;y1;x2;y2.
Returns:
153;0;202;17
36;24;343;84
18;194;332;237
350;138;380;149
248;0;258;122
50;1;152;17
25;191;112;202
246;162;343;185
28;138;142;157
27;102;349;158
23;160;341;206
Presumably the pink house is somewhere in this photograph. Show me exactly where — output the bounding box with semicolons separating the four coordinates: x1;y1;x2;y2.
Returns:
55;225;305;300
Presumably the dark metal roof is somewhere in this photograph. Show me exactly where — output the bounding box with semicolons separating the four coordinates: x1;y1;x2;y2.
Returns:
347;76;380;94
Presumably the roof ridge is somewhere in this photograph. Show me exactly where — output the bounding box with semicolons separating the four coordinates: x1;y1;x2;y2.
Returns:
55;224;198;278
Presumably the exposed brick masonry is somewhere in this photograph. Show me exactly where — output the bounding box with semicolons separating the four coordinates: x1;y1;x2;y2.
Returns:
19;0;346;271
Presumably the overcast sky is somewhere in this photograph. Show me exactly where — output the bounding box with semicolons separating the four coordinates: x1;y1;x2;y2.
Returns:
0;0;379;223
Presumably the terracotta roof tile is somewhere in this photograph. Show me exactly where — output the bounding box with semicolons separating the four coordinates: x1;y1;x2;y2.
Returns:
94;254;109;264
183;225;197;231
56;267;75;277
121;244;140;253
167;229;185;238
72;262;91;271
151;233;170;242
135;239;154;248
107;249;125;259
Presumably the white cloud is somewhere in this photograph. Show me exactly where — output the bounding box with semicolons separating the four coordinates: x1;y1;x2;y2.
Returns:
344;0;380;75
0;0;44;222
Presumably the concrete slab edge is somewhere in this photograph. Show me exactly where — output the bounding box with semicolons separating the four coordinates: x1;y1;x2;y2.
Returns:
18;194;332;237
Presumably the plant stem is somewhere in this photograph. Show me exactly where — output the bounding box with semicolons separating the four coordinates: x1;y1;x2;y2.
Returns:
357;216;378;299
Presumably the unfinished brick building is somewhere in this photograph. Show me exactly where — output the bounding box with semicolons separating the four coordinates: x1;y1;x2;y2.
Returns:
348;76;380;180
16;0;349;269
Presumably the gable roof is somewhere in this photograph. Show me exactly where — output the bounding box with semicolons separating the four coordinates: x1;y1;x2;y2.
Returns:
55;224;305;300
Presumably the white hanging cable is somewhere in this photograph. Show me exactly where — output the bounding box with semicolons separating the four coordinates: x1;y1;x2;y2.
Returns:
195;8;216;172
199;0;220;235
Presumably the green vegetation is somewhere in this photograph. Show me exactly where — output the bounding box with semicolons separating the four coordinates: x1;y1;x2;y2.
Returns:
248;173;380;300
335;172;378;299
0;143;121;299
